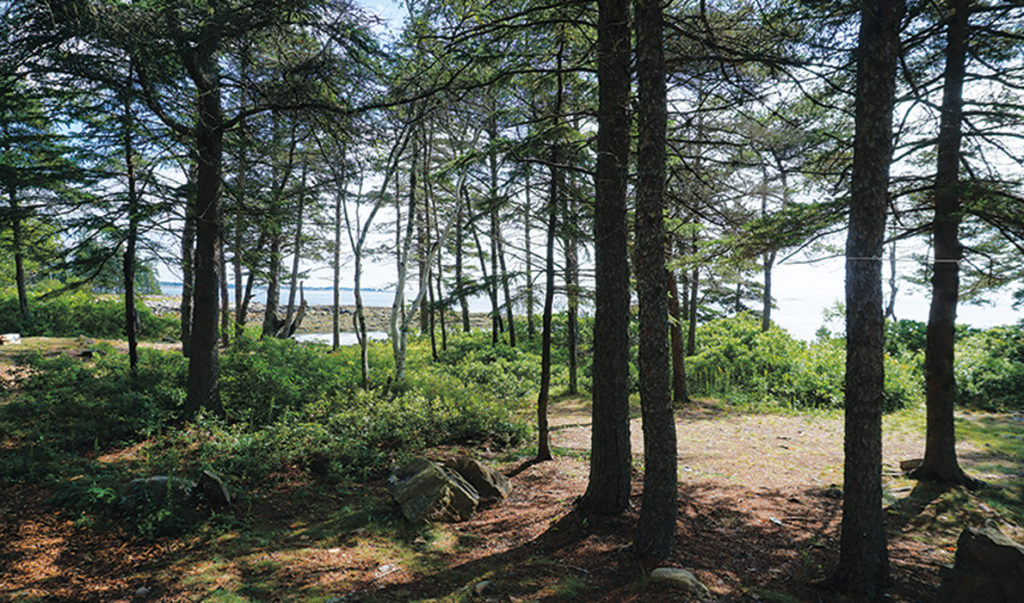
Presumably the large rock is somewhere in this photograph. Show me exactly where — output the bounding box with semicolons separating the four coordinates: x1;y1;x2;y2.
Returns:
937;526;1024;602
444;455;512;500
388;458;479;523
650;567;710;598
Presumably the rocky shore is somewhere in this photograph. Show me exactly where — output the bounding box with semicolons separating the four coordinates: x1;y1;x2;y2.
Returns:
144;298;492;334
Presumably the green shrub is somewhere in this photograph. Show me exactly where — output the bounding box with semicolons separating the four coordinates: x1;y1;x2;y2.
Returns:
955;325;1024;410
686;313;923;410
0;291;177;340
219;336;357;426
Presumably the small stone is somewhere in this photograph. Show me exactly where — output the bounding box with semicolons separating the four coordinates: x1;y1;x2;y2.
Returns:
650;567;710;598
473;580;496;596
134;586;151;598
900;458;924;473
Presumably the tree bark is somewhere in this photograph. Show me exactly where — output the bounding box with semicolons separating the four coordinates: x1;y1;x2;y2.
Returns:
577;0;632;516
455;194;471;332
282;163;307;337
668;270;688;404
183;48;225;418
524;170;536;340
826;0;903;595
262;233;283;338
121;88;140;374
536;150;559;463
912;0;980;489
632;0;677;560
180;159;197;359
687;262;698;356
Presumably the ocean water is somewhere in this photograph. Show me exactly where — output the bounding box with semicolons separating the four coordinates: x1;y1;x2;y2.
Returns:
293;331;388;345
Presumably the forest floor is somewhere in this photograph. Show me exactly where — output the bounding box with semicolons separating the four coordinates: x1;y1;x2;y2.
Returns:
2;340;1024;602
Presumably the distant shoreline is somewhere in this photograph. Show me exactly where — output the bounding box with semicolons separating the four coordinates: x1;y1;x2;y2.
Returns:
143;297;493;334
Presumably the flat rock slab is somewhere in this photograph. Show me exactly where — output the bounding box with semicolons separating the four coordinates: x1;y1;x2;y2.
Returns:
388;458;479;523
938;526;1024;602
650;567;710;598
444;455;512;500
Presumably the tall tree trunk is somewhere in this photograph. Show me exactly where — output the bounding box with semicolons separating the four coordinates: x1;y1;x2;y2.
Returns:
471;223;500;342
218;231;229;346
524;171;536;341
536;151;560;463
632;0;676;560
180;159;197;359
564;185;578;393
826;0;903;595
9;192;30;328
499;231;516;347
390;144;418;383
183;50;225;418
487;119;504;344
455;195;471;332
912;0;979;489
668;270;688;404
578;0;632;516
885;237;898;320
262;233;283;338
332;157;344;352
417;146;430;336
282;163;307;337
121;89;140;374
762;251;775;332
687;262;698;356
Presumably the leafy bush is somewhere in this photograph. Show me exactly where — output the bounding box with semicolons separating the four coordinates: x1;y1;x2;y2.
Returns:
687;313;922;410
955;325;1024;410
0;291;177;340
219;336;356;426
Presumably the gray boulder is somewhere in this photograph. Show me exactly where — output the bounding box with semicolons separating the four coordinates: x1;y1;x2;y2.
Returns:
444;455;512;500
650;567;710;598
388;458;479;523
937;526;1024;602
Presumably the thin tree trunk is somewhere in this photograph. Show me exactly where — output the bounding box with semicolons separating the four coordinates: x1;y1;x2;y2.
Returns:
762;251;775;332
524;171;536;340
262;234;282;338
632;0;676;560
333;156;344;352
180;158;197;359
668;270;688;404
687;263;698;356
282;163;307;337
10;194;30;328
912;0;979;489
885;236;898;320
219;231;229;346
826;0;903;595
577;0;632;516
536;152;559;463
455;195;471;332
121;89;140;374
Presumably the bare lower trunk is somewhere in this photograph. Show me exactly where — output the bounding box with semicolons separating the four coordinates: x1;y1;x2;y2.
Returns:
577;0;632;517
632;0;676;559
826;0;902;595
668;270;687;404
913;0;979;489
